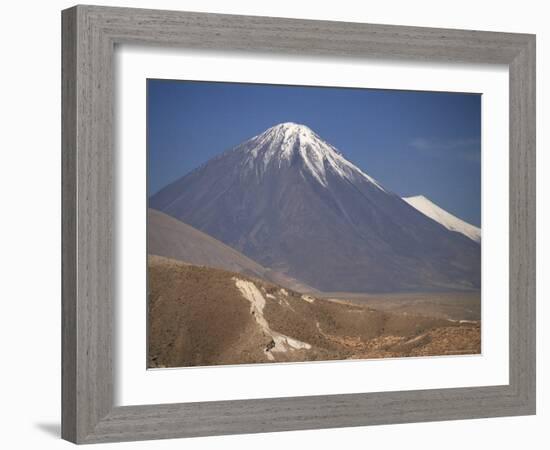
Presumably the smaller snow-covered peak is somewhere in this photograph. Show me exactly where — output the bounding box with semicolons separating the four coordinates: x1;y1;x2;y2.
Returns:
403;195;481;243
408;195;428;202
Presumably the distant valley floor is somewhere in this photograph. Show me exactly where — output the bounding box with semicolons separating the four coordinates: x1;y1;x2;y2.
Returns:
147;255;481;368
315;291;481;322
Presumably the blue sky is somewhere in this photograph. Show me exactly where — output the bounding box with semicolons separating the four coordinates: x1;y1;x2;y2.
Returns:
148;79;481;226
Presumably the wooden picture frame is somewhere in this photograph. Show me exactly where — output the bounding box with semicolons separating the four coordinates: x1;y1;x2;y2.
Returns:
62;5;536;444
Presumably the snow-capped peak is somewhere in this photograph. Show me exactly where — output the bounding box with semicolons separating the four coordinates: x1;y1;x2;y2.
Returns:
237;122;385;191
269;122;315;134
403;195;481;243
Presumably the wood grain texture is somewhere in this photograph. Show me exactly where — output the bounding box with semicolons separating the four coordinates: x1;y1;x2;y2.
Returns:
508;36;536;408
61;4;536;444
62;5;114;442
61;7;77;443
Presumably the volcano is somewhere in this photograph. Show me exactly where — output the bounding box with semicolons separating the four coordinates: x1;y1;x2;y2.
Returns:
149;122;480;293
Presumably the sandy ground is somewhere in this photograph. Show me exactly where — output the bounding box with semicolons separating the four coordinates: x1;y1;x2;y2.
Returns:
148;255;481;368
316;291;481;321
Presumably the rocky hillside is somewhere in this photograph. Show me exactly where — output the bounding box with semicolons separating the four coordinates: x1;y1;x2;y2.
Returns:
148;255;481;368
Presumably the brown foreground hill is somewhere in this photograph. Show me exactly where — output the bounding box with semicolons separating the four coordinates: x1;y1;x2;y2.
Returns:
148;255;480;368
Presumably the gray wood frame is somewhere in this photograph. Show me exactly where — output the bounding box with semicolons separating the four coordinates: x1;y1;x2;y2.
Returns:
62;5;536;444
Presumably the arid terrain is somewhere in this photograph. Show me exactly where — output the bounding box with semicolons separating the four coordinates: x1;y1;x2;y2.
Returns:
315;291;481;322
148;255;481;368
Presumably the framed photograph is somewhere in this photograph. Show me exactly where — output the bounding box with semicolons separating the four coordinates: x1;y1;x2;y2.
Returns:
62;5;536;444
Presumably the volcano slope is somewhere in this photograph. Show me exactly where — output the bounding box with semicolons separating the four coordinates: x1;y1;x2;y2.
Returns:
150;122;481;293
148;255;480;368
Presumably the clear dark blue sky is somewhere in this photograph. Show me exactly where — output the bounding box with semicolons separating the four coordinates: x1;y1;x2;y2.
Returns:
148;79;481;226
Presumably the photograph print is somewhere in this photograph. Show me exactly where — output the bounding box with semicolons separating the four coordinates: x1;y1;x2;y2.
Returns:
147;80;482;369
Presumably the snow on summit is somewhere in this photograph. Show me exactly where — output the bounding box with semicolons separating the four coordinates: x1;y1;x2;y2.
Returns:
403;195;481;243
236;122;386;190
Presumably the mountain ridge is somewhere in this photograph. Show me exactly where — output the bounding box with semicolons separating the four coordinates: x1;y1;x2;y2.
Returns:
148;208;316;293
403;195;481;243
